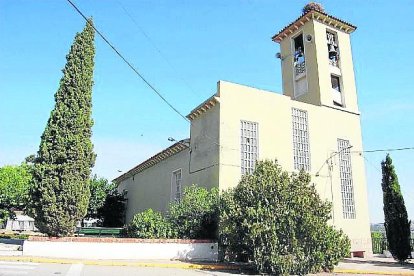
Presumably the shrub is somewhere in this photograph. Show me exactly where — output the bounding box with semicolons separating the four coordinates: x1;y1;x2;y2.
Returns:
123;209;175;239
0;233;30;240
168;185;219;239
220;160;350;275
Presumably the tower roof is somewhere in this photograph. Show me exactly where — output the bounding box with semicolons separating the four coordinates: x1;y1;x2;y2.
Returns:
272;8;356;43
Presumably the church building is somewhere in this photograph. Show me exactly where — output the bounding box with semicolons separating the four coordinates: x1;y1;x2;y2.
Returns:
114;3;372;256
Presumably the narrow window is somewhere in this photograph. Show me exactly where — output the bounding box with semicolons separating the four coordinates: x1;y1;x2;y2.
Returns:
331;75;341;91
241;120;259;175
331;75;343;106
293;33;305;76
338;139;356;219
171;169;182;202
327;31;339;67
292;108;310;171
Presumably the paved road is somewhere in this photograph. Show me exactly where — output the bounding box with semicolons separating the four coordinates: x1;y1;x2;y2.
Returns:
0;261;247;276
1;259;411;275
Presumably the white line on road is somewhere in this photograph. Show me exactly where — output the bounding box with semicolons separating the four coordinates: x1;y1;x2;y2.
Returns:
0;265;35;270
0;271;28;275
65;263;84;276
0;262;39;266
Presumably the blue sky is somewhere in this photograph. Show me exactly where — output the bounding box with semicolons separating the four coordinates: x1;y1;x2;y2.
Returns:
1;0;413;223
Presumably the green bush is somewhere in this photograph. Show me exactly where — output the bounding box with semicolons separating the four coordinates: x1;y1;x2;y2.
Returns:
371;231;384;239
0;233;30;240
122;209;175;239
220;160;350;275
168;185;219;239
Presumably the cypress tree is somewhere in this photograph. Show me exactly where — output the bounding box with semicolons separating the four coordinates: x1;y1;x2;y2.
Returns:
381;154;411;262
30;20;96;236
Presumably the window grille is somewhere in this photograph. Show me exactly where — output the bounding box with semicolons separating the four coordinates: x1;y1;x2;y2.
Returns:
292;108;310;171
171;169;182;202
338;139;356;219
241;120;259;175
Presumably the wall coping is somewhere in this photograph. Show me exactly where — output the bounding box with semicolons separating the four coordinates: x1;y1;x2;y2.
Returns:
28;236;216;244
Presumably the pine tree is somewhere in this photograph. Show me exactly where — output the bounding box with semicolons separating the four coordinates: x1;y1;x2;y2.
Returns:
381;154;411;262
30;20;96;236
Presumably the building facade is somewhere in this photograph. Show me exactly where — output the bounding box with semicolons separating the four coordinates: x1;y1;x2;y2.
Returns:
114;6;372;255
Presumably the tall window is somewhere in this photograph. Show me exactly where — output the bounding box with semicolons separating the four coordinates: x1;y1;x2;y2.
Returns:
331;75;343;106
241;120;259;175
338;139;356;219
327;31;339;67
292;108;310;171
293;33;305;76
171;169;182;202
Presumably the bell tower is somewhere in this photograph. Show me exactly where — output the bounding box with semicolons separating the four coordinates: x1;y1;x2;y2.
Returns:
273;3;359;112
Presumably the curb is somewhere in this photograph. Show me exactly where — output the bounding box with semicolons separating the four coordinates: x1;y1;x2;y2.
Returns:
1;256;413;275
0;256;240;271
334;269;414;275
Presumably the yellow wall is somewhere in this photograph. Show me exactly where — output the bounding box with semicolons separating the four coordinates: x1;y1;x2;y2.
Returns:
118;104;220;222
280;18;359;113
118;15;371;255
217;80;372;254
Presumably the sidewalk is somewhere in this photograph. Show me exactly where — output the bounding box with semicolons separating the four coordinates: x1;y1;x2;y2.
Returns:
0;241;22;257
0;255;242;271
333;256;414;275
0;254;414;275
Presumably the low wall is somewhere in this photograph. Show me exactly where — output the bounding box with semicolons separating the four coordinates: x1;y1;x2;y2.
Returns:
23;237;218;261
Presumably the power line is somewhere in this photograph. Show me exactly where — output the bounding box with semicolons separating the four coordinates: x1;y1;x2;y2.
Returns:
352;147;414;153
66;0;189;123
115;0;202;99
66;0;241;154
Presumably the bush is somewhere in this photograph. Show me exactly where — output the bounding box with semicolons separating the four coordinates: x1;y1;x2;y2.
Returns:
220;160;350;275
0;233;30;240
122;209;175;239
168;185;219;239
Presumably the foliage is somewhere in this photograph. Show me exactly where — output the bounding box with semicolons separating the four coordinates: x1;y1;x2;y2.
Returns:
0;165;32;224
86;175;113;220
220;160;350;275
168;185;219;239
30;19;96;236
122;209;175;239
0;233;30;240
371;231;384;240
381;154;411;262
97;189;126;227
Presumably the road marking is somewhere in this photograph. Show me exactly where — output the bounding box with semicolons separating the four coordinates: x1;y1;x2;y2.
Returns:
0;265;35;270
65;263;84;276
0;261;38;275
0;271;28;275
0;261;39;266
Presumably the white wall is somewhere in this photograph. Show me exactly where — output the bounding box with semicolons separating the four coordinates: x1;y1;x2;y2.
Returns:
23;240;218;261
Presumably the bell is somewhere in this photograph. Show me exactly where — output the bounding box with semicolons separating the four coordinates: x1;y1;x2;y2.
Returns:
328;44;337;54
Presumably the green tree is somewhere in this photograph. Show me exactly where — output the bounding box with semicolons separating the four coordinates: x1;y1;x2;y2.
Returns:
168;185;219;239
30;20;96;236
381;154;411;262
0;165;32;225
86;175;112;221
97;189;126;227
220;160;350;275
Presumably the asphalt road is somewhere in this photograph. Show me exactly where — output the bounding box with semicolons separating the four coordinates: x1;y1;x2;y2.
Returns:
0;261;249;276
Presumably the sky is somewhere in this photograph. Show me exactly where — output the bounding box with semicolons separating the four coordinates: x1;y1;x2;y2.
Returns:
1;0;413;223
